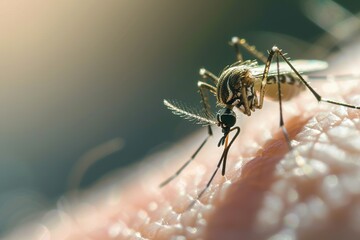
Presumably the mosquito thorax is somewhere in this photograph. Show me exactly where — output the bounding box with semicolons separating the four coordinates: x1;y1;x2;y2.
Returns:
217;108;236;133
217;66;256;114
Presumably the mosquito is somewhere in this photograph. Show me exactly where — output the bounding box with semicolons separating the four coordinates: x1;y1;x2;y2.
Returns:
160;36;360;206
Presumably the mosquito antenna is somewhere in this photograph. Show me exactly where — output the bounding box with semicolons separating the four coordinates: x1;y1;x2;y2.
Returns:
160;100;216;187
164;100;217;125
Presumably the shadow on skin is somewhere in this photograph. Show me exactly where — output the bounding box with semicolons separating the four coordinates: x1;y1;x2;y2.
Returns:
206;116;309;240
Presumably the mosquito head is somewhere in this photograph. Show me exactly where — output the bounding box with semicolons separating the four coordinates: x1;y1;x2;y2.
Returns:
217;107;236;133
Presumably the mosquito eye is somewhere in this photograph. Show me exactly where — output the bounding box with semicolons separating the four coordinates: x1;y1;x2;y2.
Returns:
217;108;236;128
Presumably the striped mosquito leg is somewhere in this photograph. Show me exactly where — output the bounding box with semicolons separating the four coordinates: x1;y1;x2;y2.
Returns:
275;53;292;150
257;47;277;109
258;47;294;149
197;81;217;118
273;47;360;109
230;37;268;63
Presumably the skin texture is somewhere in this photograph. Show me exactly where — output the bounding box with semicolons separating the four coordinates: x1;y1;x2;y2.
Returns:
5;42;360;239
6;79;360;240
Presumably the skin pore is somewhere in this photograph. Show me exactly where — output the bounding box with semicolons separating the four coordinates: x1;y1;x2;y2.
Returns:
5;40;360;240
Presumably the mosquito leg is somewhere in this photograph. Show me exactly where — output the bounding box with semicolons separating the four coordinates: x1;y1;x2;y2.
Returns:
230;37;268;63
198;81;217;117
272;47;360;109
229;36;244;62
275;53;293;150
159;81;216;188
260;45;360;149
197;68;218;115
198;80;217;139
199;68;219;84
256;47;296;149
187;147;225;209
159;133;212;187
257;48;277;109
188;127;240;209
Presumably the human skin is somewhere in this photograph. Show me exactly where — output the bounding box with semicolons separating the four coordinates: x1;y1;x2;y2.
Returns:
5;41;360;240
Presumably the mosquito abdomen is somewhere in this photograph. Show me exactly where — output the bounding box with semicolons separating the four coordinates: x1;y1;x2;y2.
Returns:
261;73;306;101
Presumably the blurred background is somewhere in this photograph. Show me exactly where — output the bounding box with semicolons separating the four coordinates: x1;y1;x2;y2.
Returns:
0;0;360;236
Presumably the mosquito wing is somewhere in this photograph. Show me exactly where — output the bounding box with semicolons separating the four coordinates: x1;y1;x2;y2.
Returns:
163;100;217;126
250;59;328;77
